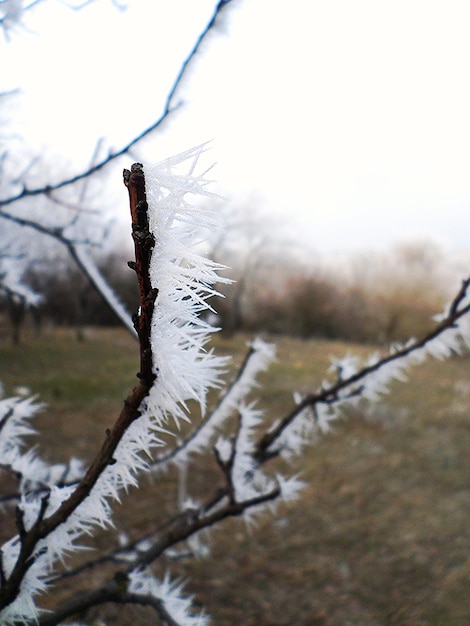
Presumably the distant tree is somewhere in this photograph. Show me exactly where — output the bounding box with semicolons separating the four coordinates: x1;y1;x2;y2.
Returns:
205;199;311;334
348;240;450;343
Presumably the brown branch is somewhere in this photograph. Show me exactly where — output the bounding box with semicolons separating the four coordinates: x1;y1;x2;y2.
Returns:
53;481;281;585
124;163;156;384
214;411;243;504
255;281;470;461
448;277;470;316
132;484;280;571
37;579;183;626
0;406;15;436
41;484;279;624
0;165;155;612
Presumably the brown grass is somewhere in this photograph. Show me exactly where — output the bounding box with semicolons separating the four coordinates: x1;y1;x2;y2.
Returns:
1;328;469;625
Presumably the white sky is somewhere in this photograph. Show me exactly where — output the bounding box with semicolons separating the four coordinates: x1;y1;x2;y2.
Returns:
3;0;470;255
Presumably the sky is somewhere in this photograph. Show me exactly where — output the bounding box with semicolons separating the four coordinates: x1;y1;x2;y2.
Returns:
3;0;470;256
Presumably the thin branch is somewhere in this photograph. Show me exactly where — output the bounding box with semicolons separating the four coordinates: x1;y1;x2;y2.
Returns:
47;514;184;585
214;411;242;504
41;480;279;625
448;277;470;317
0;0;234;208
48;473;275;586
0;208;78;242
0;406;15;436
56;481;280;584
255;281;470;461
0;206;136;335
37;580;182;626
133;484;280;571
44;190;100;215
66;239;136;336
0;165;155;612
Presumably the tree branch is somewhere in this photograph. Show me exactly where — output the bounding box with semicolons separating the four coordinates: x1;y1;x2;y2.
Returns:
123;164;156;382
37;580;182;626
132;484;280;571
43;483;279;625
0;0;234;208
0;206;137;335
255;280;470;461
0;164;156;612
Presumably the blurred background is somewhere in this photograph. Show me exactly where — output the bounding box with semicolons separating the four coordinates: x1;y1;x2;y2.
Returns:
2;0;470;342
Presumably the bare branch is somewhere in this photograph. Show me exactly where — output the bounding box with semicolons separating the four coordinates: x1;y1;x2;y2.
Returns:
0;0;234;208
123;163;157;378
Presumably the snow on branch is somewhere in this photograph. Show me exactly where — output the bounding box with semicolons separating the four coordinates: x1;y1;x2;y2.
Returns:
152;336;276;472
36;570;208;626
141;145;231;428
0;256;41;306
68;241;135;336
256;277;470;462
0;0;41;39
0;394;83;496
0;146;230;624
2;145;470;624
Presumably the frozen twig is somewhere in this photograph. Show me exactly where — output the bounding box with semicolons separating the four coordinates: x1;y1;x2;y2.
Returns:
256;278;470;461
0;1;234;209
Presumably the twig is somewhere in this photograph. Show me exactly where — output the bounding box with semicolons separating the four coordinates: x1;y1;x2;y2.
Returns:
37;581;182;626
0;164;155;612
41;483;279;624
132;484;280;571
0;0;234;209
255;280;470;461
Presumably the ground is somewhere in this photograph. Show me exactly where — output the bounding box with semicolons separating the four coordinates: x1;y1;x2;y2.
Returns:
0;327;469;625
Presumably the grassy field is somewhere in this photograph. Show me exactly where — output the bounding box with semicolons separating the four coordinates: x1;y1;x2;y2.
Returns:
0;327;469;625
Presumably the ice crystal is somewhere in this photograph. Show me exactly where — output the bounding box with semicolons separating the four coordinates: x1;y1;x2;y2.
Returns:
142;146;231;428
128;570;209;625
0;146;229;623
154;337;276;471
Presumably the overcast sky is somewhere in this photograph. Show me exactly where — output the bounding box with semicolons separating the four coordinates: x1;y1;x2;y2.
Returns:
3;0;470;256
